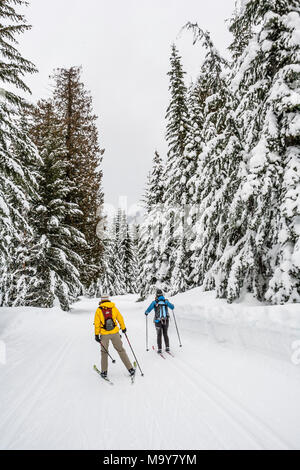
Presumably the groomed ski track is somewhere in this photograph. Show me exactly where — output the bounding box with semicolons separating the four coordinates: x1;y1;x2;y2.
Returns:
0;295;299;450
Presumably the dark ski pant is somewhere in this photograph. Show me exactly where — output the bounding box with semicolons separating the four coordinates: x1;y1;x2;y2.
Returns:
100;332;132;372
155;319;170;350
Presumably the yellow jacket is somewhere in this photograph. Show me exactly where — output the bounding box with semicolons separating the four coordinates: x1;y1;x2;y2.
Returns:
94;301;126;336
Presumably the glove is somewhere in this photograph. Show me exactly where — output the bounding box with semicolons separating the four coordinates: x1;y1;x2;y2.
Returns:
145;312;148;316
122;328;127;334
95;335;101;343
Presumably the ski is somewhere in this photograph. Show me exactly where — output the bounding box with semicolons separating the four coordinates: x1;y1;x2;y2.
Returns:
93;365;114;386
130;362;137;385
152;345;166;359
166;351;175;358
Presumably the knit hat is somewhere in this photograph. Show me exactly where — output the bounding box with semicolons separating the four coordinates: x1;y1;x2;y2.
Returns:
156;289;163;297
101;293;110;302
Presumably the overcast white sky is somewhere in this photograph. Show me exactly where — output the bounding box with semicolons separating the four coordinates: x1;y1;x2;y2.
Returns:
19;0;236;211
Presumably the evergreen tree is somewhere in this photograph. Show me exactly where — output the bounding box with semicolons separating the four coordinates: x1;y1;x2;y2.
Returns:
100;210;140;296
138;151;165;300
51;67;104;291
184;61;215;289
120;224;137;293
0;0;38;305
131;223;141;293
215;0;300;303
111;209;127;295
183;25;242;292
164;45;191;207
171;236;190;294
4;113;41;306
185;79;206;205
137;215;152;301
262;3;300;303
19;100;85;311
148;151;165;207
138;2;299;306
99;221;123;296
160;45;191;292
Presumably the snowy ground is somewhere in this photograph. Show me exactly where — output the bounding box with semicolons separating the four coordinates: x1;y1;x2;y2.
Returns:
0;290;300;450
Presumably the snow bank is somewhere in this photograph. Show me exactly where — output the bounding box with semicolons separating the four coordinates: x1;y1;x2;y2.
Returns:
0;305;70;349
167;288;300;362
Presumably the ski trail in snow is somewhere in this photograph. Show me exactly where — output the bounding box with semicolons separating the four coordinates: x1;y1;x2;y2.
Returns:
0;295;299;450
0;337;75;450
145;345;260;449
190;359;290;449
165;352;290;450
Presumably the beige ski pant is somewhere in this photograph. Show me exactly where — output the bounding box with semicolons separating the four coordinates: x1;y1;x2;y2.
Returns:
100;332;132;372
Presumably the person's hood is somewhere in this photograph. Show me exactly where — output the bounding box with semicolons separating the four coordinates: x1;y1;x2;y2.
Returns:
99;301;115;308
157;296;165;301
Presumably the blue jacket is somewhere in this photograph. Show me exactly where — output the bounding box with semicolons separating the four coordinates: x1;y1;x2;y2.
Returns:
145;296;174;323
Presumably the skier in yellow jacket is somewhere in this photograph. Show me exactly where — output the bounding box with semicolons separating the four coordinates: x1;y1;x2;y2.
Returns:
94;294;135;379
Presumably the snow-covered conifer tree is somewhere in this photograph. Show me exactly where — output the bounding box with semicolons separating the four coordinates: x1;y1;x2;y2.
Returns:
131;223;141;293
185;80;206;206
138;151;165;299
164;45;191;207
215;0;300;303
160;45;192;292
20;100;86;311
4;113;41;306
0;0;38;305
183;25;242;292
99;221;123;296
51;67;104;292
120;224;137;294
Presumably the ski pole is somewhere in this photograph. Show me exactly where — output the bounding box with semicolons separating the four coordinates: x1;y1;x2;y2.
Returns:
172;309;182;348
124;333;144;376
146;314;149;351
100;339;116;364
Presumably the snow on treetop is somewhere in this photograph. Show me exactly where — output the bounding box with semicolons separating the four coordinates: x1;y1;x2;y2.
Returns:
231;37;260;91
234;0;252;17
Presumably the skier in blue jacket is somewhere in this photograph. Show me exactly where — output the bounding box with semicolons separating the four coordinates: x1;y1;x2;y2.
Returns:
145;289;174;354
